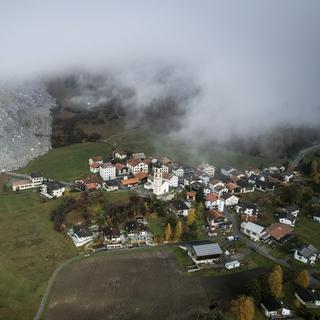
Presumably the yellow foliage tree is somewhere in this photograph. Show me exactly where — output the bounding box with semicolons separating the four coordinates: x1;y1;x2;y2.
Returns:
230;295;255;320
187;208;196;225
295;270;310;288
174;221;183;241
268;265;283;298
165;223;172;241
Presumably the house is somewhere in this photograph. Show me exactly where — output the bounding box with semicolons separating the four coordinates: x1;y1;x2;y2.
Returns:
211;182;228;197
132;152;146;160
265;223;293;243
286;205;299;217
146;164;170;196
171;165;184;177
240;221;265;241
183;167;195;175
89;162;100;173
197;174;210;185
282;170;294;182
162;172;178;188
127;158;149;174
113;148;127;160
245;168;261;178
12;179;35;191
221;165;237;177
294;245;319;264
74;174;102;191
260;296;292;318
99;163;116;180
205;193;225;212
187;241;223;265
225;260;240;269
115;163;129;176
279;211;296;227
206;210;230;230
121;177;139;188
67;226;93;247
310;196;320;207
235;203;259;216
170;200;189;217
103;180;119;192
295;288;320;308
236;179;255;193
41;181;65;199
186;191;196;201
30;172;44;185
134;172;149;184
103;226;122;248
161;156;173;166
89;156;103;165
313;213;320;223
255;180;275;192
222;193;239;206
197;162;216;177
226;182;241;194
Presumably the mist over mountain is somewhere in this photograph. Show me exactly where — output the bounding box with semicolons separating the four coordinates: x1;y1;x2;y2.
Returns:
1;0;320;169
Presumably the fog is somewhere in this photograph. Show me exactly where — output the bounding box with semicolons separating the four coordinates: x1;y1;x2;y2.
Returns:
1;0;320;141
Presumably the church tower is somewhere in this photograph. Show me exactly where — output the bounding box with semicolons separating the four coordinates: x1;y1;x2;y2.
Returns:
153;162;163;195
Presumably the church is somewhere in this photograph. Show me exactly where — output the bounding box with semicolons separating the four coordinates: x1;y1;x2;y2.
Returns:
144;162;170;196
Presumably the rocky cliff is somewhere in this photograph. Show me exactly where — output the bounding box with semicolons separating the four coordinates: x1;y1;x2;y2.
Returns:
0;82;55;172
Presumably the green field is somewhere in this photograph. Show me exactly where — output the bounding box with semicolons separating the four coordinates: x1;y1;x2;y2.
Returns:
0;191;77;320
17;142;111;181
295;216;320;247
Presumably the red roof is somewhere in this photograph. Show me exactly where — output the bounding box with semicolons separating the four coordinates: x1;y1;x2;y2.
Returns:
121;178;139;186
206;193;219;202
134;172;148;181
90;162;100;168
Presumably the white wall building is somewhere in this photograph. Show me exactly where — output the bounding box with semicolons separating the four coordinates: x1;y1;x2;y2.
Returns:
240;221;265;242
127;159;149;174
171;166;184;177
153;165;169;196
294;245;319;264
99;163;116;180
41;181;65;199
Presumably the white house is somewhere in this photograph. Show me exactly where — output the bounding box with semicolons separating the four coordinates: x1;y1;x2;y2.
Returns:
99;163;116;180
294;245;319;264
102;180;119;192
30;172;44;186
89;156;103;165
162;173;178;188
89;162;100;173
221;165;237;177
205;193;225;212
261;296;292;318
313;213;320;223
235;203;259;216
286;205;300;217
127;158;149;174
197;162;216;177
170;200;189;217
113;149;127;160
132;152;146;159
41;181;65;199
12;179;35;191
171;166;184;177
295;288;320;308
240;221;265;241
279;212;296;227
223;193;239;206
211;182;228;197
225;260;240;269
67;226;93;247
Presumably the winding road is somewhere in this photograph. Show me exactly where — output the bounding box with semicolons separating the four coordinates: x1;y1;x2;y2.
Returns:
291;144;320;168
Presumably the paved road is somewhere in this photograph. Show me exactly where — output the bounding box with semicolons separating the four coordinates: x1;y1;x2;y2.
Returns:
292;144;320;168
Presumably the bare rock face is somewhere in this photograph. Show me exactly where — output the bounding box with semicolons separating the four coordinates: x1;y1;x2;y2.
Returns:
0;82;55;172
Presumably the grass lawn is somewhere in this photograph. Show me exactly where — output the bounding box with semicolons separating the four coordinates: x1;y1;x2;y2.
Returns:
171;246;194;268
17;142;111;181
0;191;77;320
146;214;163;237
295;216;320;247
242;252;275;269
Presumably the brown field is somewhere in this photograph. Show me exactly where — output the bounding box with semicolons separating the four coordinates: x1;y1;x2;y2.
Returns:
46;248;265;320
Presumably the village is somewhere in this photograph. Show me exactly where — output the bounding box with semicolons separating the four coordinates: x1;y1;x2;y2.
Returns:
9;145;320;319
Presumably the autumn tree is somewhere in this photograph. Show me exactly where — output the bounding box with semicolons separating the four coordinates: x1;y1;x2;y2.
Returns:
174;221;183;241
230;295;255;320
295;270;310;288
187;208;196;225
196;202;204;218
311;160;320;184
165;223;172;241
268;265;283;298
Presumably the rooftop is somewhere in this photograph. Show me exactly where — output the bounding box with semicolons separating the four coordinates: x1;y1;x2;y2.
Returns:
191;242;223;257
266;223;293;240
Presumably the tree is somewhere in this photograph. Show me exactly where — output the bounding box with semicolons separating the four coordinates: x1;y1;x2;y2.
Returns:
311;160;318;177
230;295;255;320
196;202;204;218
295;270;309;288
165;223;172;241
244;279;262;303
174;221;183;241
187;208;196;225
268;265;283;298
195;187;204;203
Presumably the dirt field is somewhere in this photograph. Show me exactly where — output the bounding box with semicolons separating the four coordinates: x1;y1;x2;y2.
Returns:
46;248;265;320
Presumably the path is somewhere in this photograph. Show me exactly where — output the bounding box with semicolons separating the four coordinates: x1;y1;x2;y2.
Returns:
292;144;320;168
